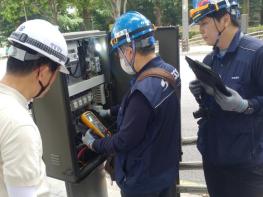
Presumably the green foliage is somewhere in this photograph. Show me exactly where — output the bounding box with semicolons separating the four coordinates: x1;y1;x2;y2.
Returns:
69;0;113;31
160;0;182;26
92;9;113;31
58;14;83;32
248;25;263;33
127;0;181;26
0;0;262;46
127;0;155;23
238;0;263;25
0;19;13;46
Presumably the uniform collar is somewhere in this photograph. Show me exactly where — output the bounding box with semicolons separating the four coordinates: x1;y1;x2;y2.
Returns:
0;83;29;110
137;56;162;75
130;56;162;86
213;30;243;59
227;30;243;53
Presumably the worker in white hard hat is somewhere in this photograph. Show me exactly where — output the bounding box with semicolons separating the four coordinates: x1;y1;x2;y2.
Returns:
0;19;69;197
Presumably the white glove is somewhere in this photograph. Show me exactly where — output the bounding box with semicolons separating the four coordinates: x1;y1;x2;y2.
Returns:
82;129;95;150
214;87;248;113
189;80;202;96
91;105;110;117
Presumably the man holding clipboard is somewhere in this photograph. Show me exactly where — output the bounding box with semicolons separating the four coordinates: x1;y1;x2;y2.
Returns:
187;0;263;197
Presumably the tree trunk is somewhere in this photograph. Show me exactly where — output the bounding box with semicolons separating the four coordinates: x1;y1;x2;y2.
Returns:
154;0;162;26
82;8;92;30
48;0;58;24
242;0;249;16
107;0;121;19
123;0;127;14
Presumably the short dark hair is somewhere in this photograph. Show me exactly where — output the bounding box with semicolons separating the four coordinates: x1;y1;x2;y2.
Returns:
136;32;155;55
122;32;153;55
207;9;239;27
136;44;155;55
6;42;59;75
121;41;155;56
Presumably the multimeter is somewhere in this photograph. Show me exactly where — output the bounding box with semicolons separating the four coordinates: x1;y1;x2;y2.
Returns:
80;111;111;138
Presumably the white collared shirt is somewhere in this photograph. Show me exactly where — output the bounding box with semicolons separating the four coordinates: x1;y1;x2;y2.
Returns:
0;83;50;197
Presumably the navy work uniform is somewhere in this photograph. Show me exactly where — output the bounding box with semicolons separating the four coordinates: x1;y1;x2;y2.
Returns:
199;30;263;197
93;56;181;196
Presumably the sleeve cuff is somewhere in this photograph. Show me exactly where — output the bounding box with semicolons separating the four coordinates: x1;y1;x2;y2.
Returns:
92;140;98;152
248;99;260;113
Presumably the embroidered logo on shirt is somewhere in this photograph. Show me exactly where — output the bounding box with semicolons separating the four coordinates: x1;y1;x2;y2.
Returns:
161;79;169;91
232;76;240;80
171;69;180;80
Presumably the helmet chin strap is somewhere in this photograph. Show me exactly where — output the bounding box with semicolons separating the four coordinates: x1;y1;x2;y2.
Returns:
213;18;226;48
120;41;137;73
34;69;53;98
129;41;137;73
34;80;46;98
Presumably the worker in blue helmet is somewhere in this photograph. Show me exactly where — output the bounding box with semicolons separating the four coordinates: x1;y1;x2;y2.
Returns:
110;11;157;75
188;1;263;197
83;11;181;197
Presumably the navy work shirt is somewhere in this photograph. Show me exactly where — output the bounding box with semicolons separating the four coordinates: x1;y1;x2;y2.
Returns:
198;30;263;166
93;56;181;194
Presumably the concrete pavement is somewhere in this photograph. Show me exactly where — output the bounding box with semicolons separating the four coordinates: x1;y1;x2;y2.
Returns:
47;176;207;197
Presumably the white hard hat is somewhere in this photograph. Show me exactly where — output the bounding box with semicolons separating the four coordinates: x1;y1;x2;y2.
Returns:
8;19;69;74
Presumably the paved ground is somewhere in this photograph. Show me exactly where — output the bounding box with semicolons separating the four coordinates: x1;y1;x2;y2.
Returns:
180;46;212;184
0;45;212;197
47;176;207;197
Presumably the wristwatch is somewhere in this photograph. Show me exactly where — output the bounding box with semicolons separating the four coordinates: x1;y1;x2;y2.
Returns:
243;101;254;115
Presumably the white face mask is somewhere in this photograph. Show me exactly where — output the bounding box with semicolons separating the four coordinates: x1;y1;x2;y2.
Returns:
119;57;135;75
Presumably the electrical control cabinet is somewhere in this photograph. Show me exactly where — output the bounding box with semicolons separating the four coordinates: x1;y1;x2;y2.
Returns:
32;31;112;182
32;26;181;183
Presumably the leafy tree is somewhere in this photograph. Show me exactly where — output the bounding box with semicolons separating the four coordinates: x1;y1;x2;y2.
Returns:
103;0;127;19
70;0;113;31
0;0;30;44
160;0;182;26
239;0;263;25
127;0;181;26
0;0;84;44
58;13;83;32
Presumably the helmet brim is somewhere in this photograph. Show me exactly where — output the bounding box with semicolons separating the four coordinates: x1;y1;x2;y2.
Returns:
59;65;69;74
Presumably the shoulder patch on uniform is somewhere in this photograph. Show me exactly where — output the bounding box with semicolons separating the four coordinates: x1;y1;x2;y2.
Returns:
161;79;169;91
171;69;180;80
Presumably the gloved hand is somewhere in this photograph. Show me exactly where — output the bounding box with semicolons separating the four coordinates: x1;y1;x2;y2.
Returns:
214;87;248;113
200;82;214;96
91;105;110;117
189;80;202;97
189;80;214;96
82;129;95;150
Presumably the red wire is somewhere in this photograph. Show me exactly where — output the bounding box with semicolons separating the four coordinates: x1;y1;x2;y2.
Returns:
77;145;88;160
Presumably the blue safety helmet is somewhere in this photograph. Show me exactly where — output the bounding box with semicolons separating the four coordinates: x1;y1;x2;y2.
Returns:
189;0;240;25
229;0;241;21
110;11;156;50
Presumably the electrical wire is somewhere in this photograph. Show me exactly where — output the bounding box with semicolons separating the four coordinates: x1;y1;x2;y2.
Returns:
77;145;89;160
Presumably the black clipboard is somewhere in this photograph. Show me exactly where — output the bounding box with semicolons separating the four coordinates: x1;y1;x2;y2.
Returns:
185;56;231;96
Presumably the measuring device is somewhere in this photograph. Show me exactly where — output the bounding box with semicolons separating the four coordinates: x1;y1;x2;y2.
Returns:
80;111;111;138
